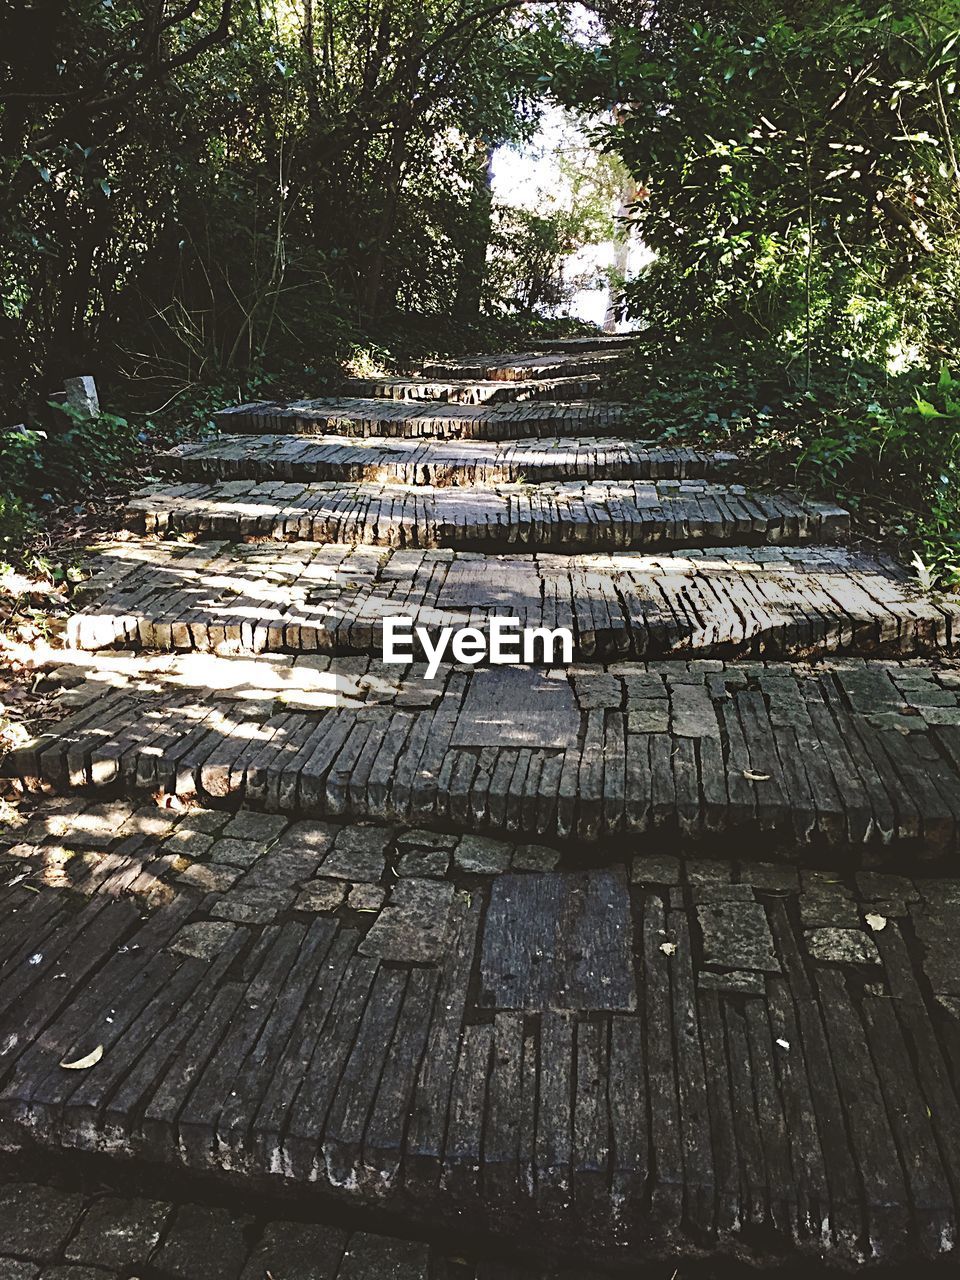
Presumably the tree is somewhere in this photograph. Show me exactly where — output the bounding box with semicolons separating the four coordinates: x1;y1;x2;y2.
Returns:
552;0;960;378
0;0;572;408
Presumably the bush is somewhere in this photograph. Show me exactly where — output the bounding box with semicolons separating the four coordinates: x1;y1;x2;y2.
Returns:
617;341;960;591
43;405;144;499
0;404;144;562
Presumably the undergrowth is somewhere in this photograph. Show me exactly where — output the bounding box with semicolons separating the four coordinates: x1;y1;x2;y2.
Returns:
617;342;960;592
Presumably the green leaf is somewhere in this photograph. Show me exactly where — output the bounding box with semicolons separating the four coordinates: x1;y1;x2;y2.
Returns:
914;397;946;419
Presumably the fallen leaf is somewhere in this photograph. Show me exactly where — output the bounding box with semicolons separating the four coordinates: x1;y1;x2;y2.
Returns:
660;941;677;956
60;1044;103;1070
742;769;771;781
865;912;887;932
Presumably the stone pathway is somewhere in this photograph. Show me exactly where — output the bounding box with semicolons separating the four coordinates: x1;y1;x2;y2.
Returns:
3;796;960;1267
7;334;960;1268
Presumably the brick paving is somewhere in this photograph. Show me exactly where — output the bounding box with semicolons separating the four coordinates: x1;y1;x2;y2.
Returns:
2;796;960;1266
0;1177;603;1278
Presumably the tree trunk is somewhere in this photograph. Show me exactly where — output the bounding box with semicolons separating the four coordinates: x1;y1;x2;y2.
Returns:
603;172;636;332
454;142;495;321
361;101;413;322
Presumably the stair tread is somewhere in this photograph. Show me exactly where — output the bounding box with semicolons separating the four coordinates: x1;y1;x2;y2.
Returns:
9;651;960;854
164;432;737;483
215;395;626;436
126;478;849;550
69;541;955;660
339;373;606;403
421;349;625;381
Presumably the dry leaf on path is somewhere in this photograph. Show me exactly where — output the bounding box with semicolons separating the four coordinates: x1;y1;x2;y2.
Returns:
60;1044;103;1070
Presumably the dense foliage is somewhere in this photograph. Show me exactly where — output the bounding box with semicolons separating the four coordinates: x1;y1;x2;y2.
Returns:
547;0;960;582
1;0;583;411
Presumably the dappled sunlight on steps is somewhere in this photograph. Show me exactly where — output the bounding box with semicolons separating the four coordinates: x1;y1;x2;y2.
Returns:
9;652;960;859
7;334;960;1269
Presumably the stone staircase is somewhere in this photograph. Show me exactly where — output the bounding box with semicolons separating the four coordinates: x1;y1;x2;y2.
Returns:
9;333;960;857
7;333;960;1269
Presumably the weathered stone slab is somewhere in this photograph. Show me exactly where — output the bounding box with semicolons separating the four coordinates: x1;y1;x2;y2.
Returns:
168;921;239;960
396;848;449;877
806;927;881;965
64;1196;171;1268
450;668;579;749
152;1205;251;1280
319;827;390;880
240;1222;347;1279
0;1185;85;1258
359;878;455;962
63;374;100;418
295;881;347;912
337;1233;430;1279
479;870;636;1010
453;834;512;874
210;886;290;923
347;883;385;911
697;900;780;972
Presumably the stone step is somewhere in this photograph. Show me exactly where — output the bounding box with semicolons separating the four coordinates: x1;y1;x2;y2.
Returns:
421;349;625;382
214;397;628;438
164;434;738;486
68;542;958;661
9;652;960;856
536;331;638;352
5;794;960;1266
341;373;605;403
125;479;849;551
